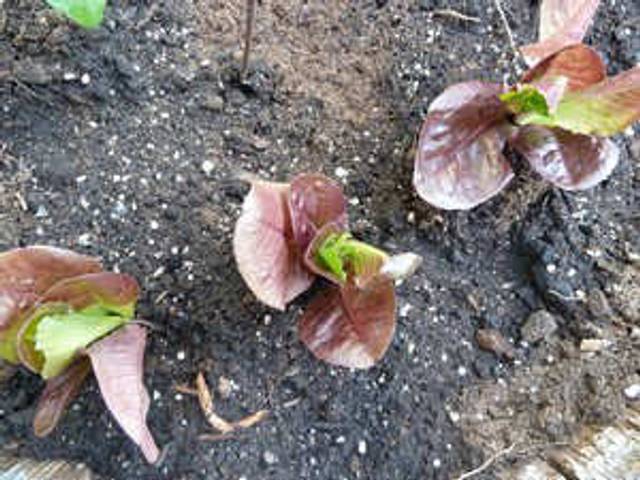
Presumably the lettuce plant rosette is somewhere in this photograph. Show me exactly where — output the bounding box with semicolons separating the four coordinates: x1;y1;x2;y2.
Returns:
233;172;421;369
0;246;159;463
413;0;639;210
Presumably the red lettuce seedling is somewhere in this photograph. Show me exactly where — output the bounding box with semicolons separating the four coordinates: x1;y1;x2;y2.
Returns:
0;246;159;463
414;0;639;210
234;173;421;368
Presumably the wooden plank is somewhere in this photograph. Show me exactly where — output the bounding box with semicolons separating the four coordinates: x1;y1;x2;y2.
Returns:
503;407;640;480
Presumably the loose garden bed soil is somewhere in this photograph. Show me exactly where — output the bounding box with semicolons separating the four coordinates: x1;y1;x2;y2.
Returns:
0;1;638;479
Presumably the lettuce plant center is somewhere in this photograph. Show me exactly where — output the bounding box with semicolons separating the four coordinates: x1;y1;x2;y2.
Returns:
35;305;130;378
316;232;388;283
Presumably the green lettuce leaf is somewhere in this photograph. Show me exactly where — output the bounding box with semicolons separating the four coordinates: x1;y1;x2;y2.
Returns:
500;86;550;116
313;229;388;286
35;305;128;379
519;66;640;136
45;0;106;28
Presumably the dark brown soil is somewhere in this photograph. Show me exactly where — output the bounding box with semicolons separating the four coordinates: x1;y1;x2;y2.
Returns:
0;1;638;479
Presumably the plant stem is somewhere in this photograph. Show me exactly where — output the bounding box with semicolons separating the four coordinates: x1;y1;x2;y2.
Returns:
241;0;256;79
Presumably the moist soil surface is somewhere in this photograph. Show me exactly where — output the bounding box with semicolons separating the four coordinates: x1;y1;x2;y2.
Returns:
0;1;639;479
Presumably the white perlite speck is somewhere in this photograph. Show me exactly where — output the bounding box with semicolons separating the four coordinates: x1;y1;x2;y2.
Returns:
358;440;367;455
201;160;214;175
263;451;277;464
624;384;640;400
335;166;348;178
77;233;92;247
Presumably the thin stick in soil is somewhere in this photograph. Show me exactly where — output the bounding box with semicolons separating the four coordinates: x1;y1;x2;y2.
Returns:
234;409;269;429
455;443;517;480
241;0;256;79
432;9;480;23
492;0;520;62
195;372;269;433
197;372;235;434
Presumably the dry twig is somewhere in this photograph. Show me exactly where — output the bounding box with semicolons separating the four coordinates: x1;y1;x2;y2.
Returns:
455;443;517;480
194;371;268;436
197;372;235;433
241;0;256;78
432;9;480;23
492;0;520;60
234;409;269;429
174;384;198;395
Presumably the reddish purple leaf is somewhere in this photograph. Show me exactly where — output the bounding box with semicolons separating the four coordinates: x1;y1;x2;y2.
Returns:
234;179;313;310
414;83;514;209
521;0;601;66
522;45;606;93
0;289;38;363
298;276;396;369
0;289;35;331
33;358;92;437
87;325;159;463
0;246;102;296
415;83;514;209
289;173;348;252
512;126;620;190
428;81;502;113
39;273;140;313
538;0;600;40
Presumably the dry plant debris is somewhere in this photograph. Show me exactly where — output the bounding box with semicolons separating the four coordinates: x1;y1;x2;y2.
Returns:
178;372;269;437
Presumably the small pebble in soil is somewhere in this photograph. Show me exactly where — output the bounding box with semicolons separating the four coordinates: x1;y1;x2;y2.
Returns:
81;73;91;85
432;458;441;469
475;328;515;360
580;339;613;352
623;384;640;401
521;310;558;344
218;376;232;398
176;351;186;361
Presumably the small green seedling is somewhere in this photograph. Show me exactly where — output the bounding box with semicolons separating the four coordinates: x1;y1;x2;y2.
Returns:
45;0;106;28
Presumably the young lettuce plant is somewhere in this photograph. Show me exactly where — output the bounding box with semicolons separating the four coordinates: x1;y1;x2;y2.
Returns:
45;0;106;29
0;246;159;463
233;173;421;369
413;0;639;210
